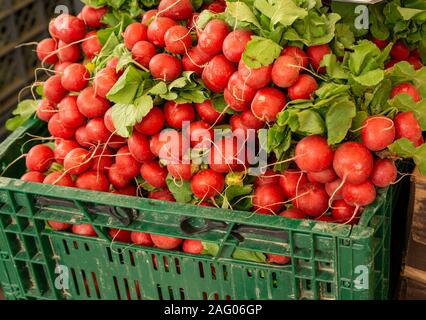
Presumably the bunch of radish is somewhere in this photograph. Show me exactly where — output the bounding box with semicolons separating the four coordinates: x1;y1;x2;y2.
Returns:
18;0;425;265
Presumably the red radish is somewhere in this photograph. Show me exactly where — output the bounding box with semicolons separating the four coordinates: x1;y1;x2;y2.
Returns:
222;30;252;63
167;162;193;180
43;171;74;187
49;19;60;39
57;41;81;63
48;220;72;231
58;96;85;128
115;146;141;178
75;171;109;192
292;182;329;218
251;87;286;122
149;53;182;81
86;118;111;143
63;148;92;175
385;59;399;69
132;40;156;68
54;139;79;163
142;9;158;25
55;61;72;75
128;132;154;163
237;60;272;89
371;38;389;50
140;161;168;188
390;82;421;102
411;49;421;58
279;169;308;199
390;41;410;60
109;164;131;188
90;147;113;173
325;178;343;200
316;215;334;222
113;185;137;196
182;46;211;75
278;207;306;219
361;116;396;151
370;159;397;188
182;239;203;254
81;31;102;59
202;55;236;93
109;228;132;243
75;125;91;148
61;63;89;92
342;180;376;207
150;234;183;250
48;113;76;139
77;86;110;118
191;169;225;199
149;189;176;202
208;1;226;13
240;109;264;130
106;57;119;70
36;38;58;65
72;224;97;237
288;74;318;100
54;14;86;43
224;88;249;113
131;232;153;246
198;201;213;207
150;130;188;161
164;25;192;54
164;101;195;129
254;169;280;187
307;167;337;184
208;137;244;173
123;22;148;50
36;100;56;122
394;112;423;147
198;19;229;56
44;75;68;104
266;254;290;265
21;171;45;183
281;46;308;68
271;55;300;88
147;17;177;47
225;72;256;112
158;0;193;20
295;135;334;173
406;56;423;70
93;67;119;98
253;184;285;215
331;199;358;223
26;145;54;172
81;5;107;28
188;120;213;148
195;99;225;125
306;44;331;73
333;142;373;184
135;107;165;135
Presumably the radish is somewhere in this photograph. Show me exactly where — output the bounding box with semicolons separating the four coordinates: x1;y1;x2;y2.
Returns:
385;60;399;69
271;55;300;88
331;199;358;223
361;116;395;151
147;17;177;47
191;169;225;199
149;189;176;202
48;113;76;139
82;31;102;59
36;99;56;122
77;86;110;118
167;162;193;180
75;171;109;192
149;53;182;81
279;169;308;199
49;19;60;39
222;30;253;63
48;220;72;231
21;171;45;183
254;169;280;187
207;1;226;13
371;38;389;50
325;179;343;200
135;107;165;135
266;254;290;265
164;101;195;129
208;137;244;173
370;159;397;188
44;75;68;104
57;40;81;63
58;96;85;128
90;147;113;173
390;82;421;102
61;63;89;92
123;22;148;50
86;118;111;143
281;46;308;68
195;99;225;125
150;234;183;250
237;60;272;89
72;224;97;237
188;120;213;148
307;167;337;184
225;72;256;112
198;19;229;56
316;215;334;222
131;232;153;246
115;146;141;179
142;9;158;25
75;125;91;148
54;139;79;163
158;0;193;20
342;180;376;207
106;57;119;70
333;142;373;184
406;56;423;70
182;46;212;75
128;131;155;163
109;228;132;243
150;130;188;161
182;239;203;254
26;145;54;173
140;161;168;188
55;61;72;75
81;5;107;28
132;40;156;68
43;171;74;187
202;54;236;93
292;182;329;217
93;67;118;98
253;184;285;215
36;38;58;65
306;44;331;73
251;87;286;123
164;25;192;54
53;14;86;43
394;112;423;146
295;135;334;173
113;184;136;195
278;207;306;219
241;109;264;130
390;41;410;60
63;148;93;175
287;74;318;100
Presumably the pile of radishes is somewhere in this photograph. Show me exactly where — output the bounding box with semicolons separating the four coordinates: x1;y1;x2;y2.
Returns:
15;0;425;265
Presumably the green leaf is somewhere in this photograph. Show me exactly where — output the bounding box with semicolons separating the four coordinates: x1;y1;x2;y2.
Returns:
296;110;325;136
352;69;384;87
242;36;282;68
226;1;261;29
326;99;356;145
369;79;393;114
222;184;253;210
321;54;348;80
196;10;216;28
212;95;234;115
254;0;308;26
107;65;144;104
390;94;426;130
414;143;426;175
6;100;38;131
351;111;369;138
388;138;416;158
148;82;168;95
166;174;193;203
315;83;350;100
201;242;266;263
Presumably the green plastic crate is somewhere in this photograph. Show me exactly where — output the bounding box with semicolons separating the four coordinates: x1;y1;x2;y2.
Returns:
0;119;402;300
